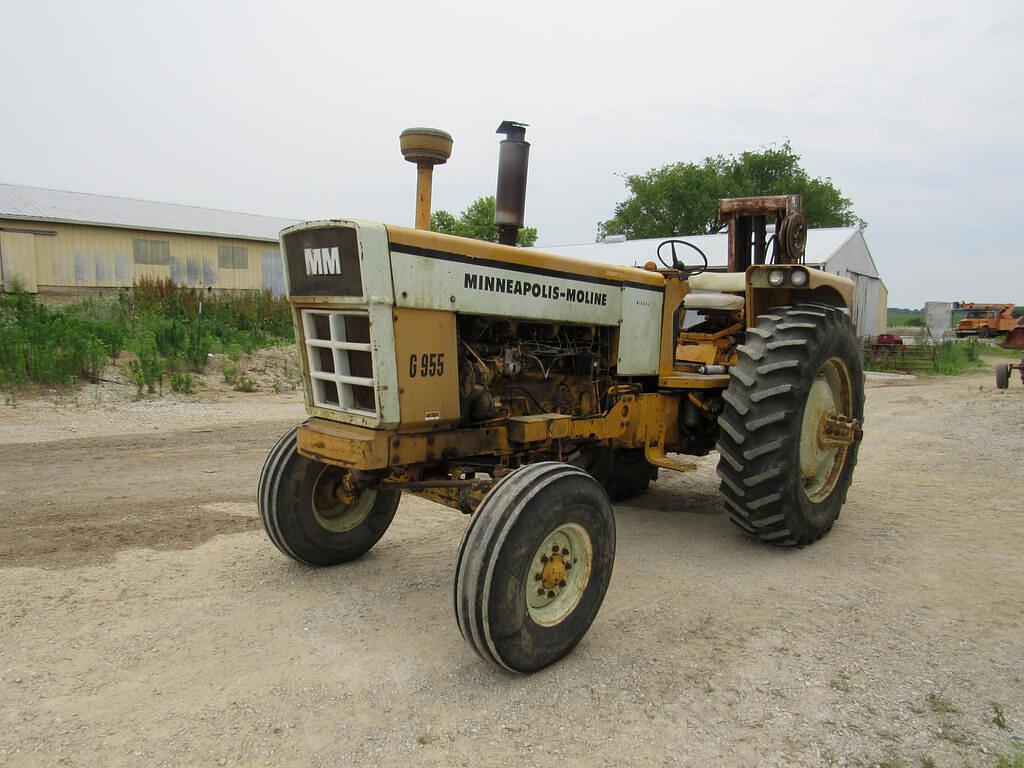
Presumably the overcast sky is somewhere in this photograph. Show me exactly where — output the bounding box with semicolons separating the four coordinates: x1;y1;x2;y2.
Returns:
1;0;1021;308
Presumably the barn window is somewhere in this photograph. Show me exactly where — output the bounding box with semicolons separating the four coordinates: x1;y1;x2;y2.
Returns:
132;239;170;266
218;245;249;269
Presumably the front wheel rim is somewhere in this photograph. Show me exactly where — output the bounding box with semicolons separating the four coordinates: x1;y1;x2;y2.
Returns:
525;521;593;627
311;466;377;533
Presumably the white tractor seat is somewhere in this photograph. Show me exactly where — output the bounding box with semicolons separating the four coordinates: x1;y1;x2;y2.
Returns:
683;271;746;312
683;292;744;311
687;271;746;292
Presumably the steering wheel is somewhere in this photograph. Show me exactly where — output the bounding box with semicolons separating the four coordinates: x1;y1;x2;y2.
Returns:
656;239;708;275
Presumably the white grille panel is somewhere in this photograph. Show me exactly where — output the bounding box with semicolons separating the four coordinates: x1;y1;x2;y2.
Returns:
301;309;377;415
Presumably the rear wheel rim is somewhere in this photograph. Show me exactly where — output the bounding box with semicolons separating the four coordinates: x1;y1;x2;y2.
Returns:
311;466;376;533
799;356;854;502
525;521;593;627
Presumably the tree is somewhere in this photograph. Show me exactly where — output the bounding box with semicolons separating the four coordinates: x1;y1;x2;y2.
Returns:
598;142;863;240
431;196;538;247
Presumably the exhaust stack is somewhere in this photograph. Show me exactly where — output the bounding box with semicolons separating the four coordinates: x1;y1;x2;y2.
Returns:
494;121;530;246
400;127;454;230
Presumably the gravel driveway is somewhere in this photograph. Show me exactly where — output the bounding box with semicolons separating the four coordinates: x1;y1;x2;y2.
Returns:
1;371;1022;767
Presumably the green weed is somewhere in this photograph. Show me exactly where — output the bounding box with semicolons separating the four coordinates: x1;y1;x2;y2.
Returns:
234;377;256;392
992;702;1008;730
995;749;1024;768
830;678;851;693
934;340;986;375
0;282;292;391
128;332;163;396
927;692;958;715
169;373;196;395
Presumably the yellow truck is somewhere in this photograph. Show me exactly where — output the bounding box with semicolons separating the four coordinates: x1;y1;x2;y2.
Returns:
954;302;1017;338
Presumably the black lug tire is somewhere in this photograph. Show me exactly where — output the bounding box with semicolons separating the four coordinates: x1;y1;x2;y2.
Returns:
574;446;658;501
258;424;400;566
454;462;615;673
715;304;865;546
995;362;1010;390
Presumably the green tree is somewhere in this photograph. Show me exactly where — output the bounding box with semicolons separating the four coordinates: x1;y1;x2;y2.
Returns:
598;141;863;240
431;196;538;247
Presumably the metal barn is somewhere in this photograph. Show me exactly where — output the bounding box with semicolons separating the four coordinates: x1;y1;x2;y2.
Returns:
0;183;296;299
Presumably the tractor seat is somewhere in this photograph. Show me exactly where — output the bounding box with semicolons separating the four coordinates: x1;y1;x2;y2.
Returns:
687;271;745;292
683;271;745;312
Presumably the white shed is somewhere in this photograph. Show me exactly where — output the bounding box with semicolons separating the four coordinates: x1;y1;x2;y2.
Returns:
539;227;886;337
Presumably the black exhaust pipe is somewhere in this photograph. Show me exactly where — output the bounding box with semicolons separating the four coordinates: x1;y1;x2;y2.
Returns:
494;120;530;246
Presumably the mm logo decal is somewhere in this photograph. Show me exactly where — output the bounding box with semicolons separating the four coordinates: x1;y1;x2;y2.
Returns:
304;247;342;276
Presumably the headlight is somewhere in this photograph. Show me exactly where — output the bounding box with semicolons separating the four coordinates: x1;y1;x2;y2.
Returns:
767;269;786;287
790;268;808;287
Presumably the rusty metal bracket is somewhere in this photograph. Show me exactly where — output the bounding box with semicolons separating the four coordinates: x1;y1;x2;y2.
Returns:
818;414;863;449
718;195;804;271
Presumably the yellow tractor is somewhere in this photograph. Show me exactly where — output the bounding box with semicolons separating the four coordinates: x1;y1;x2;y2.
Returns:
259;122;864;673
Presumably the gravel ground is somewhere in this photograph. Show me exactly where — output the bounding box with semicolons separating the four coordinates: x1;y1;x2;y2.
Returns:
1;370;1022;767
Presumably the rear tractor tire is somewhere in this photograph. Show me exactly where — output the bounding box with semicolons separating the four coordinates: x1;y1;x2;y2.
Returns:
995;362;1010;390
454;462;615;673
716;304;865;546
574;446;658;501
258;425;400;566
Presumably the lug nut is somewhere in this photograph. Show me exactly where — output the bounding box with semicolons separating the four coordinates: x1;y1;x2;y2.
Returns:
558;580;566;588
552;544;560;553
534;573;542;581
540;554;548;563
561;547;569;555
537;588;546;596
565;562;572;570
547;590;555;598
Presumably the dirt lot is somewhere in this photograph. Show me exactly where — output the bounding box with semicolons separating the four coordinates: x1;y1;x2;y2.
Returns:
2;369;1023;767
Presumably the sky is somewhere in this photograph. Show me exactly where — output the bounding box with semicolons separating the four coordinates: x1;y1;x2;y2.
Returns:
1;0;1021;308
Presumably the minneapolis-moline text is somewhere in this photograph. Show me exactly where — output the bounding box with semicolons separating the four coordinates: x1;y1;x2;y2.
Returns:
463;272;608;306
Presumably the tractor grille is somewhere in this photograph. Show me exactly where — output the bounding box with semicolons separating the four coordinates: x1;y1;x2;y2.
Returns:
301;309;376;415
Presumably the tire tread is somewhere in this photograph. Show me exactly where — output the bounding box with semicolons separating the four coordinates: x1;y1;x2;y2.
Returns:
715;303;864;546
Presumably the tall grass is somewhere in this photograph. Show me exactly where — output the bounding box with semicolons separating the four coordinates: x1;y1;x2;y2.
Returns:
0;278;294;388
934;340;985;375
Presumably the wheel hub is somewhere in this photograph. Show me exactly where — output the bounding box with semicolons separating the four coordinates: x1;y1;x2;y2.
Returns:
541;552;567;590
311;466;376;533
526;522;593;626
818;411;862;449
332;471;362;507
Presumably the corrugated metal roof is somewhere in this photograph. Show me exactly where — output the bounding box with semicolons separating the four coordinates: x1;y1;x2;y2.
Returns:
0;183;298;242
538;228;860;270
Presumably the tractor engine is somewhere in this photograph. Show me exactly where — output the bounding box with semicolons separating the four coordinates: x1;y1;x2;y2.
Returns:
456;317;612;423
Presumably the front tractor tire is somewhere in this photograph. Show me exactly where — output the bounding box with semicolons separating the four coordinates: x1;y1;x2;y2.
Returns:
454;462;615;673
258;425;400;566
716;304;865;546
